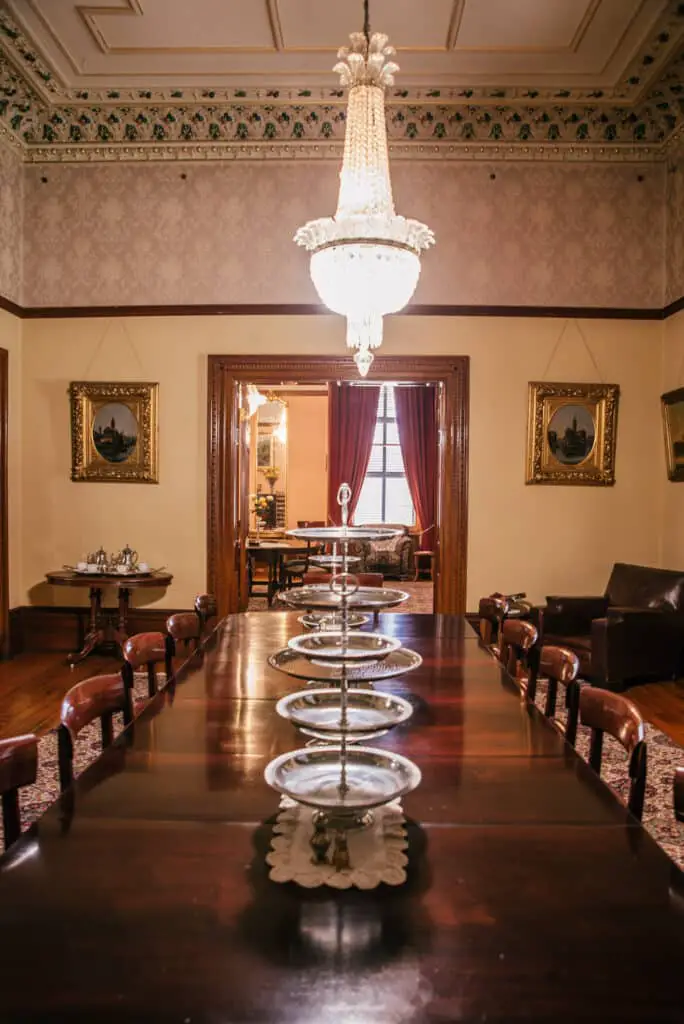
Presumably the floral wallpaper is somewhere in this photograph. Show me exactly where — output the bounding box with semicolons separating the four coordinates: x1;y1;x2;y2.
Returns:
666;143;684;305
0;141;22;304
21;159;665;310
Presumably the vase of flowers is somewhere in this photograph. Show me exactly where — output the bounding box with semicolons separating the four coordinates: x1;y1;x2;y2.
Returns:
251;493;275;542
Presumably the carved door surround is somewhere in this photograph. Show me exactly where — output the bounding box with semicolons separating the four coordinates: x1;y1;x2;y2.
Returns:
0;348;8;658
207;354;469;618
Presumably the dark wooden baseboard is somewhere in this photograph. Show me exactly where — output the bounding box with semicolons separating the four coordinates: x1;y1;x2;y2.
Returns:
8;605;189;657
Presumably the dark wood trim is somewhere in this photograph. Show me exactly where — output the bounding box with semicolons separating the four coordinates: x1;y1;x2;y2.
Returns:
207;354;469;617
7;300;668;320
664;295;684;320
0;294;23;319
0;349;8;659
7;605;191;656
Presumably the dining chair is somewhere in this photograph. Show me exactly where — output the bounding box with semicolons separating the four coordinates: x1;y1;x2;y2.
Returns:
498;619;539;695
477;594;508;654
0;734;38;849
58;674;133;792
122;631;171;699
674;767;684;823
166;611;201;648
579;687;647;820
536;645;581;745
194;593;217;636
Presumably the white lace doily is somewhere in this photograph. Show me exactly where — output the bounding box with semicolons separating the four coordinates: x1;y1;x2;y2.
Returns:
266;796;408;889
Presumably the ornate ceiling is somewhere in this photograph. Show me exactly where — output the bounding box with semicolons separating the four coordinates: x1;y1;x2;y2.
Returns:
0;0;683;162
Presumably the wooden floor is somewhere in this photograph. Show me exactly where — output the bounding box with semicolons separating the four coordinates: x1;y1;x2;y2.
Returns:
1;644;684;746
0;651;121;739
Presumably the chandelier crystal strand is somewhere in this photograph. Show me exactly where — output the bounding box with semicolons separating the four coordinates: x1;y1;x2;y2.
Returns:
294;28;434;377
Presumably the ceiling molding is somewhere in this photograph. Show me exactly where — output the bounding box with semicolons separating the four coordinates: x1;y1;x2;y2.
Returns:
0;1;683;163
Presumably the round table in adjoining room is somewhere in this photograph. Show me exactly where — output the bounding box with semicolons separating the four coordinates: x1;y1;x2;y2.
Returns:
44;570;174;665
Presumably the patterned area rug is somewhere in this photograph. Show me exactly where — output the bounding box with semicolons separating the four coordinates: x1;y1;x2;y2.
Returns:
1;672;157;848
248;580;434;614
532;677;684;869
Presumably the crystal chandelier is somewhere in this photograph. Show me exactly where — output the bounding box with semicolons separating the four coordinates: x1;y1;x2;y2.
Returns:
294;0;434;376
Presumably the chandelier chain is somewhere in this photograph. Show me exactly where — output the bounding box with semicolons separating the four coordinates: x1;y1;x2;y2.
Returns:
363;0;370;44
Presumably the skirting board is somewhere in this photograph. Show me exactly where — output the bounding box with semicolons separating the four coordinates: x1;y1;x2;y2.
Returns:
8;605;190;657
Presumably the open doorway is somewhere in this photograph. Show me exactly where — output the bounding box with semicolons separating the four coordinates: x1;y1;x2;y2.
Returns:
207;354;469;618
243;381;436;614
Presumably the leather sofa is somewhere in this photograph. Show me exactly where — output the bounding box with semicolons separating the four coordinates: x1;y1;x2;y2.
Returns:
539;562;684;690
358;524;417;581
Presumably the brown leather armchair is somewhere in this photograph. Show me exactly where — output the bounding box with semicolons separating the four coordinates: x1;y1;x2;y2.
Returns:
538;562;684;691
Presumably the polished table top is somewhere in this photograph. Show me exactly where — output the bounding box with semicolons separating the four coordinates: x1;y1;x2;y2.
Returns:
1;613;684;1022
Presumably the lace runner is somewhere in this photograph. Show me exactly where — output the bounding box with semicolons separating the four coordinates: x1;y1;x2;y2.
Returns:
266;796;408;889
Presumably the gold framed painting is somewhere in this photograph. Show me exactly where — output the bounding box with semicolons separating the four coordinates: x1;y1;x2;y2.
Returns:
69;381;159;483
661;386;684;481
526;381;619;486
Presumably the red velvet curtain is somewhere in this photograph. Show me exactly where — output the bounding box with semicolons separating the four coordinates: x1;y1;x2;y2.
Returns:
395;385;437;550
327;383;381;525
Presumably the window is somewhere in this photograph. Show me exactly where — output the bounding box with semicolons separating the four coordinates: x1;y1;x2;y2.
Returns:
354;385;416;525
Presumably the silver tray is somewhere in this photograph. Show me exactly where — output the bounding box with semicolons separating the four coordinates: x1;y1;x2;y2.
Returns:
278;585;410;612
310;554;361;568
276;688;413;738
287;526;403;542
268;646;422;683
288;631;401;662
299;611;369;630
264;744;421;814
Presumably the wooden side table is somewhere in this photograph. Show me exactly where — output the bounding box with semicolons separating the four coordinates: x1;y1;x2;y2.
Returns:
45;570;173;665
414;550;434;581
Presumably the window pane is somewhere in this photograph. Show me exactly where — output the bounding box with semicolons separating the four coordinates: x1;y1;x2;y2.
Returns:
366;445;384;473
373;422;384;445
385;445;406;473
385;477;415;525
385;422;400;445
385;385;397;419
354;477;383;523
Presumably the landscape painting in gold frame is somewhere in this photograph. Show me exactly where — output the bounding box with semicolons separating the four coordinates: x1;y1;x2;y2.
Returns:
526;382;619;486
69;381;159;483
661;387;684;482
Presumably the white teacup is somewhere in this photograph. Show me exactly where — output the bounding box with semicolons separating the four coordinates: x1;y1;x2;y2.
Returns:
86;564;99;574
137;562;149;572
116;564;129;575
76;561;87;572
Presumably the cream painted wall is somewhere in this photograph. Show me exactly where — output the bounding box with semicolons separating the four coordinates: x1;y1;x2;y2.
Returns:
0;310;22;606
661;308;684;568
286;394;328;531
21;314;663;611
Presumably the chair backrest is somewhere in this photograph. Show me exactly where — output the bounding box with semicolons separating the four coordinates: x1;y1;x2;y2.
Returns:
0;734;38;849
674;767;684;823
302;572;384;588
194;593;217;634
579;686;647;819
123;631;170;698
605;562;684;613
499;618;538;679
58;673;132;792
166;611;200;644
478;595;508;648
537;645;581;744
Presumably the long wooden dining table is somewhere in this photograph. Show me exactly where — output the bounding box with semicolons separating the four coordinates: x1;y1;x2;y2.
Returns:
2;612;684;1022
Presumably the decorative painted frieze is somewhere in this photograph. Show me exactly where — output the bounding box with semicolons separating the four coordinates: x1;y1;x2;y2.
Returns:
0;2;684;162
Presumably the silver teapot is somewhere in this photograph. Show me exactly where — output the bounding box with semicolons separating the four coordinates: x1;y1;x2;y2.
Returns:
114;544;138;571
87;546;109;568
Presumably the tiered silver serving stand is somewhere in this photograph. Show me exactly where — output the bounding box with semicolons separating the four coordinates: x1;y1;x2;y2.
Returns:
264;485;422;869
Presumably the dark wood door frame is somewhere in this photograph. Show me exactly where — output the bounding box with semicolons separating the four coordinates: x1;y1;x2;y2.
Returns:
0;348;8;658
207;354;469;617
